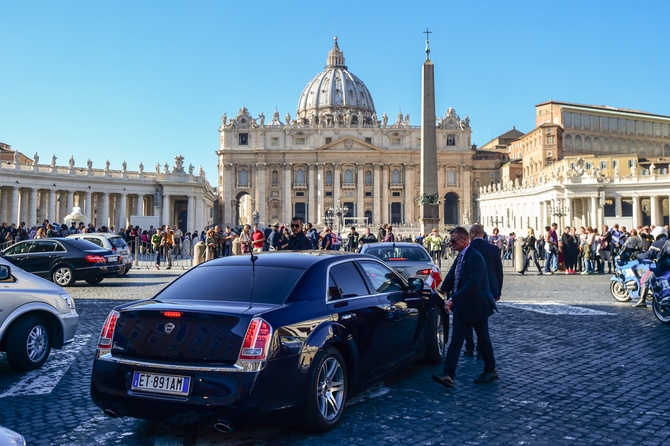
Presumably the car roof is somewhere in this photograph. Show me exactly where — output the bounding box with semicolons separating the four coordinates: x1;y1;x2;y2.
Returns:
202;250;378;269
362;242;426;248
68;233;121;239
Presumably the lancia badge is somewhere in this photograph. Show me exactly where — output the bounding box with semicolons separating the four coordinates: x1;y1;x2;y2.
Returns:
165;323;175;334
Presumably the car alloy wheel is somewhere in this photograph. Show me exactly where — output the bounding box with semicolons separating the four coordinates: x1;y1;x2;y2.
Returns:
317;356;345;421
6;316;51;371
53;266;75;286
300;346;347;432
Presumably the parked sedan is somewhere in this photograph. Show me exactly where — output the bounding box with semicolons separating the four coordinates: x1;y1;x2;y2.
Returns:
0;257;79;371
359;242;438;282
67;233;133;274
91;251;446;432
1;238;124;286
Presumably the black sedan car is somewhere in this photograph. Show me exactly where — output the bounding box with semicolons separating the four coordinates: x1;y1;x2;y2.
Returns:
91;251;447;432
1;238;125;286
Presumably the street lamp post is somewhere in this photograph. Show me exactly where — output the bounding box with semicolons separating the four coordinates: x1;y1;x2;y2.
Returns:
492;212;503;228
550;204;570;226
325;200;348;233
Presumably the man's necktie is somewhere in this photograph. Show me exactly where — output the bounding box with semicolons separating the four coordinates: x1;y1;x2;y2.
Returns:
453;253;463;292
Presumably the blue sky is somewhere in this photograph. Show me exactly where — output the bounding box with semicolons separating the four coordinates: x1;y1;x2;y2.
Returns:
2;1;668;183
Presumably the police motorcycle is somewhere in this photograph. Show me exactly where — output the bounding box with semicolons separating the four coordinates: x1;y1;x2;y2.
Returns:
609;251;654;303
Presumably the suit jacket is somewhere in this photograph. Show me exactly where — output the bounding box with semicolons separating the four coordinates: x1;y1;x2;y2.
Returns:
439;246;496;322
470;238;504;300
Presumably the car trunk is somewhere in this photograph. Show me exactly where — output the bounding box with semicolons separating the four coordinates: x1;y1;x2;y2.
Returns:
111;305;250;364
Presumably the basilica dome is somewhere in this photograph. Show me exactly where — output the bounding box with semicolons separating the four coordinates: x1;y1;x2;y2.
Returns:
296;38;376;126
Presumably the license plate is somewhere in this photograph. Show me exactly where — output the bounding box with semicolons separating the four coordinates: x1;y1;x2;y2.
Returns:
131;371;191;396
107;256;119;263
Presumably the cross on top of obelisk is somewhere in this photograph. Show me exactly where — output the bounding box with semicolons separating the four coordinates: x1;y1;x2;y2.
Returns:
423;28;431;60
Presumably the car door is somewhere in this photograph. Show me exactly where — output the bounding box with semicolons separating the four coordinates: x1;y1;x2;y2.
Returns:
25;240;62;276
326;260;390;384
357;259;424;369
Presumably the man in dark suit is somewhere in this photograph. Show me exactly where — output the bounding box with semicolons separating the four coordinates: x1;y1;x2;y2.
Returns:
464;223;504;357
432;226;498;388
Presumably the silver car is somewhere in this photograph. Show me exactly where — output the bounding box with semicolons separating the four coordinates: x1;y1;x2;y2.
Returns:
0;256;79;371
68;233;133;274
359;242;438;282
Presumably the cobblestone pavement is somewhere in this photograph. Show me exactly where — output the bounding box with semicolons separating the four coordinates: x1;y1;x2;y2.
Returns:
2;264;670;445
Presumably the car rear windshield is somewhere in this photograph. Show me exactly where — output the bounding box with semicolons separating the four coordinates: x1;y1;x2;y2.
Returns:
365;246;431;262
108;237;129;249
155;264;306;304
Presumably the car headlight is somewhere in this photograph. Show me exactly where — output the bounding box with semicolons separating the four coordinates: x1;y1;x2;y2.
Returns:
60;293;75;310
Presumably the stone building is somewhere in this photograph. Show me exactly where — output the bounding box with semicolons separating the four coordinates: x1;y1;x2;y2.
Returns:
0;145;216;233
478;101;670;233
216;38;480;232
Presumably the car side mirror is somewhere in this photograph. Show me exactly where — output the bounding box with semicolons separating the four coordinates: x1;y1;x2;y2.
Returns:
409;277;424;292
0;265;11;280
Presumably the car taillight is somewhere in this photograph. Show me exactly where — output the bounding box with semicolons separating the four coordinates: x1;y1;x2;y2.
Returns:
238;318;272;361
85;255;106;264
97;310;119;356
162;311;182;318
417;269;432;276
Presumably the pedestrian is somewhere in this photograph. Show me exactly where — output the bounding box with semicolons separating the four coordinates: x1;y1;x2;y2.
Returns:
305;222;319;249
463;223;503;358
424;228;444;269
251;224;265;253
358;227;377;248
346;226;359;252
383;226;395;242
520;227;543;275
544;225;559;274
286;216;312;250
432;226;498;388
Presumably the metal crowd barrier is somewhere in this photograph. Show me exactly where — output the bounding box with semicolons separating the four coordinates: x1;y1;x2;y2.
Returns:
132;239;193;271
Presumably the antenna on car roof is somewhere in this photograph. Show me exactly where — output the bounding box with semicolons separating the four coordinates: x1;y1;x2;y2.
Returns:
248;250;258;309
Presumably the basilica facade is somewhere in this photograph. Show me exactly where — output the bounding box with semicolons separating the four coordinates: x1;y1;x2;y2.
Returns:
216;38;483;231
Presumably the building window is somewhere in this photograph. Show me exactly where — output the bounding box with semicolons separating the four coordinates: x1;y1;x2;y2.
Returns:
325;170;333;186
271;137;279;147
239;168;249;187
628;159;635;168
365;170;372;185
391;169;401;184
239;133;249;145
390;137;401;146
392;192;401;197
447;134;456;146
296;192;305;197
325;191;333;197
547;135;554;144
325;137;332;144
296;168;306;184
447;170;456;186
344;169;354;183
364;210;372;223
295;137;306;145
365;191;372;197
271;170;279;186
600;161;608;169
365;137;372;144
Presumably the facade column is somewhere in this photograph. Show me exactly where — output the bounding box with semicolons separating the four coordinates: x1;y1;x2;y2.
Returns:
48;189;56;223
188;195;196;232
462;165;473;226
66;190;74;214
316;163;324;225
283;164;292;223
382;164;389;224
255;163;266;225
19;189;28;224
161;194;171;227
615;195;622;218
373;164;381;225
118;193;128;230
308;164;316;224
29;189;38;227
590;196;598;229
101;193;110;229
403;165;413;225
333;164;341;208
223;163;234;225
357;164;365;221
632;196;640;229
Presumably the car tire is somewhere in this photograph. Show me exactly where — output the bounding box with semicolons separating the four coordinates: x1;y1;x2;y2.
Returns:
425;308;447;364
52;265;75;286
6;315;52;372
299;346;347;433
86;277;104;284
122;265;131;275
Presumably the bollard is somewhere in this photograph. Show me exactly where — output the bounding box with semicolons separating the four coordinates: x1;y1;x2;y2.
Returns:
192;241;206;266
232;239;242;255
514;239;525;272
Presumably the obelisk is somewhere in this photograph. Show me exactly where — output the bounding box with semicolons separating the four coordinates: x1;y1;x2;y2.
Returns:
420;29;440;235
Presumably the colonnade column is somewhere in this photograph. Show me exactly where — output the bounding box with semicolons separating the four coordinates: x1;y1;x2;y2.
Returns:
161;194;171;227
101;193;110;229
381;165;389;224
85;191;93;224
632;196;640;229
615;196;622;218
316;163;324;225
66;190;74;215
650;196;661;226
10;187;19;225
462;165;473;226
19;189;28;224
223;163;234;225
283;164;292;223
48;189;56;223
333;164;341;208
308;164;316;224
188;195;195;231
118;193;128;230
357;164;365;221
29;189;38;226
373;164;381;225
590;196;598;229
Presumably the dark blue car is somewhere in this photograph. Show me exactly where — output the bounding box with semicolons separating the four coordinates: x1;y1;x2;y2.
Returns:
90;251;446;432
